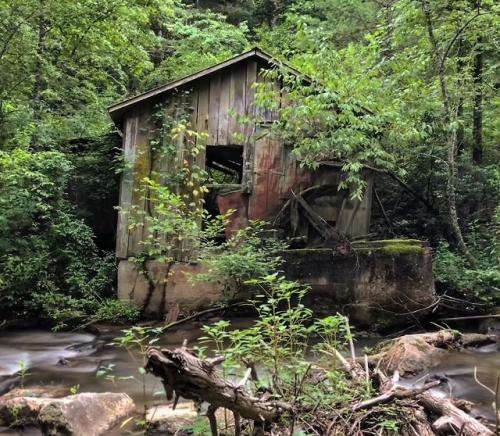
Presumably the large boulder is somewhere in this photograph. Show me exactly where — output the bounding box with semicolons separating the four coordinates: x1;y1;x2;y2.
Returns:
372;330;496;376
1;386;69;401
0;391;134;435
38;393;134;436
146;403;198;435
0;396;51;426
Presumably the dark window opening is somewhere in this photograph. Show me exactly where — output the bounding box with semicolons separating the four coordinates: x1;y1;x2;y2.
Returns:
205;145;243;185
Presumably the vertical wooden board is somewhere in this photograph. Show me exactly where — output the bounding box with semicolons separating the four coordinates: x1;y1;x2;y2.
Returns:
228;65;246;144
241;60;258;193
187;87;199;157
244;60;258;141
196;80;210;138
127;106;152;257
217;70;231;145
248;132;284;220
156;97;177;186
208;74;221;145
364;172;374;234
336;197;355;235
196;81;209;168
245;61;258;116
116;113;138;258
278;145;312;199
270;73;281;122
248;134;269;220
349;172;373;238
255;66;268;122
255;65;280;123
264;136;284;216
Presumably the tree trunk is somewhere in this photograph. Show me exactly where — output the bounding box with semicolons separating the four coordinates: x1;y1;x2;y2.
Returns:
31;0;47;147
472;37;483;164
420;0;476;267
456;38;465;156
446;127;476;267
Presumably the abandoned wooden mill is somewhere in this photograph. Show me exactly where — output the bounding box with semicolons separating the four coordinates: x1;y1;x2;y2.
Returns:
109;48;435;325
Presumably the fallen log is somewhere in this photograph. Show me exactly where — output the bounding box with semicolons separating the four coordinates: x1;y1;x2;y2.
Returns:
329;343;495;436
145;347;293;435
418;390;494;436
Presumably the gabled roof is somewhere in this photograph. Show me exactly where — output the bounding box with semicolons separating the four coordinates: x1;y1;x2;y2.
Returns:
108;47;308;126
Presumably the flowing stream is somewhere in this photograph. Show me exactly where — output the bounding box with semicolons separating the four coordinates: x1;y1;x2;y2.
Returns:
0;326;498;434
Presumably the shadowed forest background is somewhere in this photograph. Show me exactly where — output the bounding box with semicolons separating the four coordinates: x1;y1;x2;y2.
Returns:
0;0;498;328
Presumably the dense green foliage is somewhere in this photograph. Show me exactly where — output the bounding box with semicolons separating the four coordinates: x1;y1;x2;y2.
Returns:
0;0;498;325
0;148;138;327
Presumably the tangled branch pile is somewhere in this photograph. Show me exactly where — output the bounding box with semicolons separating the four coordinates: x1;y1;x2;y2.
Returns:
144;276;496;435
146;335;494;435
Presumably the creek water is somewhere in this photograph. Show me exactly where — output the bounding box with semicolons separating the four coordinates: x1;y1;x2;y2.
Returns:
0;325;498;434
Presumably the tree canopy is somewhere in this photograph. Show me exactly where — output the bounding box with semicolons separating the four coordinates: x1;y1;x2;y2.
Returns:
0;0;498;324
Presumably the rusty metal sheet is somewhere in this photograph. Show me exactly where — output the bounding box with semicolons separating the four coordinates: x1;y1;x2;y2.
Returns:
216;191;248;238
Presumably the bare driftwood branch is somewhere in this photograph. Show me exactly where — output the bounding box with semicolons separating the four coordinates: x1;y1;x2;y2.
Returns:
161;302;250;331
439;314;500;322
325;328;495;436
418;390;494;436
145;347;293;431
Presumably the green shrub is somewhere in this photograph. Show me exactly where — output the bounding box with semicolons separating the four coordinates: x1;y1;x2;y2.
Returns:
93;299;140;323
434;215;500;306
192;219;288;297
0;148;118;327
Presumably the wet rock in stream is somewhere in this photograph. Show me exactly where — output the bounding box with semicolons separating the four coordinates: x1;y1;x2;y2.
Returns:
371;330;496;376
0;391;134;436
145;403;198;435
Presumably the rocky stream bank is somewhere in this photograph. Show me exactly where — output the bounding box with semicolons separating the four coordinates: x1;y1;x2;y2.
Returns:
0;325;498;435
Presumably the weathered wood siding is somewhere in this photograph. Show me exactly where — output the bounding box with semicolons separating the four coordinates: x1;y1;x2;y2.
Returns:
116;105;153;259
116;57;373;259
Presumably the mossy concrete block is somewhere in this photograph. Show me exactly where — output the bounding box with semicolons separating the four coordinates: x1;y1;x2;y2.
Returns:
282;240;435;327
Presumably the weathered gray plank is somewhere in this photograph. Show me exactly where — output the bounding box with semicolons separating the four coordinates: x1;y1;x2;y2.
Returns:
208;74;221;145
228;64;246;144
336;197;354;235
196;80;210;171
217;70;231;145
127;106;152;257
116;112;138;259
196;80;210;138
244;60;258;141
349;172;373;238
268;72;281;122
241;60;259;193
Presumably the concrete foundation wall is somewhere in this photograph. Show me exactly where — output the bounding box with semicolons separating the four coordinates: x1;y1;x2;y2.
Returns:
118;240;435;327
281;240;436;327
117;260;223;317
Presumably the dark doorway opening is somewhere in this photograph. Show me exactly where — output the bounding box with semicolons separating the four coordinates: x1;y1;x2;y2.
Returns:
203;145;245;243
